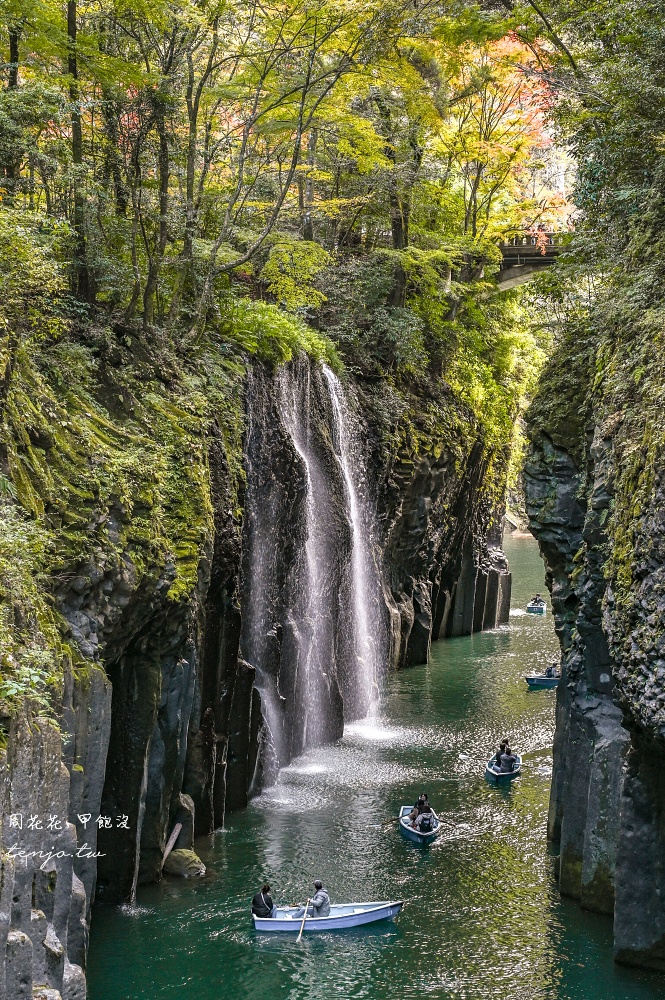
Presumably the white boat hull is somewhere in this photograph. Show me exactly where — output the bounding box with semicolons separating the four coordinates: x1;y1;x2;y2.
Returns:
253;901;403;932
525;674;559;689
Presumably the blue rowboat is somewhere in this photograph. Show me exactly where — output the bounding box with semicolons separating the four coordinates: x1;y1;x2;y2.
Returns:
526;601;546;615
525;674;559;689
253;901;403;932
485;753;522;784
398;805;440;845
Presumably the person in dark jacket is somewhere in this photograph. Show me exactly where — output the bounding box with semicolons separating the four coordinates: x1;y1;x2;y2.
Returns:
409;792;429;823
499;747;518;773
252;884;276;918
492;740;508;771
414;802;436;832
294;880;331;918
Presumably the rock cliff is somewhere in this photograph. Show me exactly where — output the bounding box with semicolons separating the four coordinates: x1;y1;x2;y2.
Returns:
0;668;110;1000
0;334;511;993
525;322;665;970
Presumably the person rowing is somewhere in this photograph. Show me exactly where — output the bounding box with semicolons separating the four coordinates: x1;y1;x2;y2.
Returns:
491;738;508;771
293;879;330;918
499;746;518;773
413;801;436;832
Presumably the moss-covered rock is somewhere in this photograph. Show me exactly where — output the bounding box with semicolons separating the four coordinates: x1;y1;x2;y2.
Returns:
163;849;206;877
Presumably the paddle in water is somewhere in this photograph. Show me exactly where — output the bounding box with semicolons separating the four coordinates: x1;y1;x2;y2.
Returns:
297;899;310;942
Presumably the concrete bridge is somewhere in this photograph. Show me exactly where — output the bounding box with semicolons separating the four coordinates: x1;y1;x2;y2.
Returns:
496;233;565;290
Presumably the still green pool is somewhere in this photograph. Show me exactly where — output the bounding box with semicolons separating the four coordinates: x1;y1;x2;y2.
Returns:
88;534;664;999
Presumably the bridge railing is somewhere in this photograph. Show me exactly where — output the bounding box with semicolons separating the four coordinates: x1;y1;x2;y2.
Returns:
499;231;567;249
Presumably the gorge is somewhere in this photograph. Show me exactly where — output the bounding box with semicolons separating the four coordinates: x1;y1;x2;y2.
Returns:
0;343;511;998
2;0;665;994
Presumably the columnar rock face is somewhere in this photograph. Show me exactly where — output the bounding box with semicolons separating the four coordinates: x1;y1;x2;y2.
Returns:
525;329;665;971
442;528;511;641
525;428;628;917
358;383;512;670
0;666;111;1000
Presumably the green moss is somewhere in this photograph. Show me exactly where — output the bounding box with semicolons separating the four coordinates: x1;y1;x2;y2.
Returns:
526;321;595;467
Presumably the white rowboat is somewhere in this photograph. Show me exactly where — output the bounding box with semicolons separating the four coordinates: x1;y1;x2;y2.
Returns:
253;901;403;932
398;805;440;845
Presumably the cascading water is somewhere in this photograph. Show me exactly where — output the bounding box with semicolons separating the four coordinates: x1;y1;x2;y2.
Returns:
276;364;332;749
323;366;386;718
241;357;388;789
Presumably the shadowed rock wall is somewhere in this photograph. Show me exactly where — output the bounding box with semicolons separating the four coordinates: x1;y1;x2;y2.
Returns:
357;383;512;670
0;667;111;1000
525;326;665;971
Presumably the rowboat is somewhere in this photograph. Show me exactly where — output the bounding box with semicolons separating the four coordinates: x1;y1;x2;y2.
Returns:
525;674;559;689
398;805;440;845
526;601;546;615
485;753;522;784
253;901;403;932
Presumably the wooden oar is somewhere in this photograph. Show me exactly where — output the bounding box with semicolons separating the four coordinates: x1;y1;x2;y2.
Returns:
296;899;310;942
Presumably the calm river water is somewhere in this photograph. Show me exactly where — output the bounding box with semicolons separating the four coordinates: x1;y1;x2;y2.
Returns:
88;534;664;1000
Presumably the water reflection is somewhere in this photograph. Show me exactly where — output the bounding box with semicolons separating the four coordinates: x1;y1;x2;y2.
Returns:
88;534;665;1000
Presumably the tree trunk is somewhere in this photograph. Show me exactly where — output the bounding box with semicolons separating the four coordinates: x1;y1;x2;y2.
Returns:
302;129;317;241
67;1;90;300
143;98;170;331
4;26;21;203
8;26;19;89
101;90;128;216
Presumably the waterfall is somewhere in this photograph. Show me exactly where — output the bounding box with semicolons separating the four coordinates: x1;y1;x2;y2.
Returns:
241;357;387;789
322;366;385;718
276;365;332;749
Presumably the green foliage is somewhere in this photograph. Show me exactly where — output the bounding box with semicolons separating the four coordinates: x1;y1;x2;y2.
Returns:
221;297;340;367
0;501;62;715
260;240;331;311
0;210;70;350
318;252;426;374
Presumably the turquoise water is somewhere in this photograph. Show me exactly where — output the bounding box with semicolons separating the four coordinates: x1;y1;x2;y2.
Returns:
88;534;664;999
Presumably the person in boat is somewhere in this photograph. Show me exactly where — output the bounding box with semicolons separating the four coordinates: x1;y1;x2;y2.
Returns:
531;594;545;606
252;883;277;918
409;792;429;823
293;880;331;918
492;739;508;770
414;802;436;832
499;746;518;772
